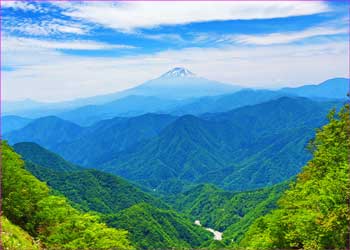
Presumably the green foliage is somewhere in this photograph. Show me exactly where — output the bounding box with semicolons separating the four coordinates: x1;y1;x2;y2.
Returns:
1;142;133;250
166;182;289;245
106;203;212;249
14;142;80;172
25;161;166;214
2;216;41;250
15;142;212;249
34;196;131;250
240;105;350;249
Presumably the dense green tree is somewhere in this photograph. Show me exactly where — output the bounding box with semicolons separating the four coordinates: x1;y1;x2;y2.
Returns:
1;142;133;250
105;203;212;249
240;105;350;249
166;181;289;245
1;216;41;250
12;141;213;249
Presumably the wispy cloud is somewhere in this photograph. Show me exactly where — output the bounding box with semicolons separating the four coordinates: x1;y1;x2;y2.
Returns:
62;1;330;32
141;33;185;43
3;39;347;101
1;1;41;12
231;26;347;45
3;17;89;36
3;36;136;51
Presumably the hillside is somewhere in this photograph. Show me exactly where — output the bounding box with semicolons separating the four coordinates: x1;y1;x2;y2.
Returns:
239;105;350;248
166;181;290;244
1;216;41;250
106;203;212;249
1;142;132;250
24;162;166;214
13;142;213;249
14;142;80;172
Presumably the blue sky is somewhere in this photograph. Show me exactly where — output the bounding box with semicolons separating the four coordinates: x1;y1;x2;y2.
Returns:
2;1;349;101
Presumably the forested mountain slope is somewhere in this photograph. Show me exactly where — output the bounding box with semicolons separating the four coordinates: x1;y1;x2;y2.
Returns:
239;105;350;249
14;142;80;172
12;142;213;249
1;216;41;250
166;181;290;245
1;142;132;250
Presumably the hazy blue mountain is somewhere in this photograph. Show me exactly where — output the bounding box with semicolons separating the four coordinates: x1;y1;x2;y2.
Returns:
3;99;46;113
55;77;348;125
100;97;341;192
280;77;348;99
58;95;182;126
2;115;32;134
172;89;290;115
4;116;83;151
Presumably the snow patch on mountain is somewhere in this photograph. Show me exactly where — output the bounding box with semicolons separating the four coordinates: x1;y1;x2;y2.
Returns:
160;67;196;78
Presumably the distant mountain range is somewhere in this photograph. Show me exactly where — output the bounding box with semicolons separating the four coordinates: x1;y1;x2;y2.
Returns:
4;68;347;125
58;95;182;126
4;97;342;193
100;97;340;191
3;67;241;118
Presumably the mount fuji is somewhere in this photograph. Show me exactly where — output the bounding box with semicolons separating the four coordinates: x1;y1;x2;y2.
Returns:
118;67;242;99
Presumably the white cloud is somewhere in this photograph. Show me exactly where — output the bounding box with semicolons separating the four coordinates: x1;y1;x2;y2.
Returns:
141;33;185;43
231;26;348;45
2;36;348;102
62;1;330;32
2;36;135;51
1;1;39;11
2;14;89;36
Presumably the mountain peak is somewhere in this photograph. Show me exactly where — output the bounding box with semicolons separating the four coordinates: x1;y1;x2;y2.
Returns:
160;67;196;78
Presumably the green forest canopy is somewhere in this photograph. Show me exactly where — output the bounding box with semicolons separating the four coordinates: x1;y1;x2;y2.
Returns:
239;105;350;249
1;141;133;250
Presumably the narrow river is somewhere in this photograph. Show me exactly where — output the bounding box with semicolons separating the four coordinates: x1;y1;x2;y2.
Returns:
194;220;223;241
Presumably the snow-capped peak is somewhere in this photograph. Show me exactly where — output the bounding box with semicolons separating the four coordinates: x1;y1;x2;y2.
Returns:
160;67;196;78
